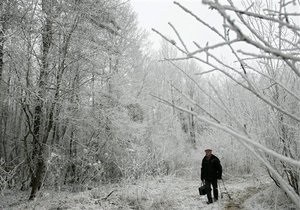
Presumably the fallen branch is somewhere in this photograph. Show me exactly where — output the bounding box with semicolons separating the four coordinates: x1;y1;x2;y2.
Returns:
101;190;115;200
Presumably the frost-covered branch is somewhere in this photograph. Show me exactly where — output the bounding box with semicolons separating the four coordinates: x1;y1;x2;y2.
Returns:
152;95;300;168
191;43;300;122
165;2;300;122
154;0;300;208
240;141;300;209
169;82;221;124
202;0;300;77
152;28;186;54
161;40;300;123
188;39;239;57
246;64;300;102
168;22;189;53
174;1;248;74
166;60;229;117
216;0;300;33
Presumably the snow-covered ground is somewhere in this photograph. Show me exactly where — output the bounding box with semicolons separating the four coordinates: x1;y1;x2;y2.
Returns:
0;175;295;209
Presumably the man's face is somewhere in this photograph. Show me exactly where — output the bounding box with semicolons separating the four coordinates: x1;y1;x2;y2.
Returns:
205;150;212;157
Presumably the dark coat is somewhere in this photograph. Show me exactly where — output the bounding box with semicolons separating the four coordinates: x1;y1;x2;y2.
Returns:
201;154;222;181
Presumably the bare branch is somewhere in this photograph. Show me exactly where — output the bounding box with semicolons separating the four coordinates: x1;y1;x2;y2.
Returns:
212;0;300;32
174;2;248;74
152;28;186;54
194;69;217;76
245;64;300;102
169;82;221;123
238;50;283;60
168;22;189;53
151;94;300;169
168;43;300;123
188;39;239;56
203;0;300;77
166;60;231;117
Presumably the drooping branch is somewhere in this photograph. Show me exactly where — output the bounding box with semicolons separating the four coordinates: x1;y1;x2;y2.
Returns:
154;1;300;208
153;18;300;123
151;94;300;168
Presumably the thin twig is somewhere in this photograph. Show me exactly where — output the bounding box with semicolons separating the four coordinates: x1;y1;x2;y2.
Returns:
168;22;189;53
152;28;186;54
101;190;115;200
188;39;239;57
194;69;217;76
169;82;221;123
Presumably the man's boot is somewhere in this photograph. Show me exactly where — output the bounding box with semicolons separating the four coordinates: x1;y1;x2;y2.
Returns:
206;199;213;204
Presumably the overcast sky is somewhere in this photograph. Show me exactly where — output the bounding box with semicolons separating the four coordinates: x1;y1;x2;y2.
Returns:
130;0;225;51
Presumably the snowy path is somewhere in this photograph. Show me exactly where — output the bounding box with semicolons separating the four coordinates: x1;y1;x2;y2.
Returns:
0;175;269;209
222;177;269;210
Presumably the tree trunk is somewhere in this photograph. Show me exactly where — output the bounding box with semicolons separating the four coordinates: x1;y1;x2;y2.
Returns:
29;0;53;200
29;103;46;200
64;65;80;184
29;149;46;200
189;107;196;148
0;35;4;81
0;2;6;162
0;7;6;82
1;111;8;162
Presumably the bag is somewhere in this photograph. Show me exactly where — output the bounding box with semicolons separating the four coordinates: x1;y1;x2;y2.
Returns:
198;185;206;195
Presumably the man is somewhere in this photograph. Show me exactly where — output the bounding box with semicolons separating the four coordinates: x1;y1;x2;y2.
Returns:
201;148;222;204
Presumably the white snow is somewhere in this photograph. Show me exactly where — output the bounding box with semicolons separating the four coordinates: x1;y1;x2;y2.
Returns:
2;174;295;210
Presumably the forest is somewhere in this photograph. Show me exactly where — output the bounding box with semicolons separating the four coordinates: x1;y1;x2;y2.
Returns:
0;0;299;209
